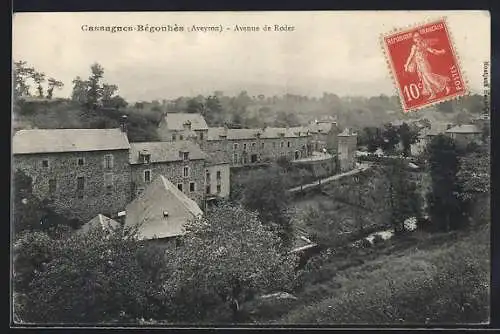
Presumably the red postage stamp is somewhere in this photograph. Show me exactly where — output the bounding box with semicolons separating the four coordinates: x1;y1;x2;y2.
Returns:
382;18;468;112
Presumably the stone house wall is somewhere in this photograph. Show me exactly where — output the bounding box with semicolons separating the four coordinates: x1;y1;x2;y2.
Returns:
130;158;206;207
13;149;131;222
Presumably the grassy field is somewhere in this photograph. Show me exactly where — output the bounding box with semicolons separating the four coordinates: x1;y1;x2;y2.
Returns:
242;224;489;325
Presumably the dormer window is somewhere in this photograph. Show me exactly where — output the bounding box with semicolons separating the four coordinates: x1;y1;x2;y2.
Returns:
140;151;151;164
183;121;192;130
179;151;189;161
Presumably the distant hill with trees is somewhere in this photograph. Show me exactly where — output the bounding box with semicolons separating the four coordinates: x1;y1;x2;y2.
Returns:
13;60;486;142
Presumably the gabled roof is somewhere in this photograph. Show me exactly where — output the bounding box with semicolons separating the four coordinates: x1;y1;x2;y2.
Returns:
129;141;207;164
13;128;130;154
163;113;208;131
78;214;120;235
125;175;203;240
446;124;481;134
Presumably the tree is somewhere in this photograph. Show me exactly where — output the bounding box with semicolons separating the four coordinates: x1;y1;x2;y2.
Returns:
398;123;419;157
86;63;105;109
101;84;118;107
386;159;421;234
237;167;293;249
436;101;454;113
204;95;223;126
31;71;46;98
13;61;35;98
186;98;205;114
108;95;128;109
164;203;297;322
16;226;164;323
46;78;64;99
426;135;465;231
71;76;89;104
360;127;383;153
381;124;400;155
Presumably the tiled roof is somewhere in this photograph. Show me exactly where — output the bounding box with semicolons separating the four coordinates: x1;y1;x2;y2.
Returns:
207;126;310;141
425;123;452;136
125;175;203;240
13;128;130;154
129;141;207;164
446;124;481;134
78;214;120;235
164;113;208;130
306;122;336;134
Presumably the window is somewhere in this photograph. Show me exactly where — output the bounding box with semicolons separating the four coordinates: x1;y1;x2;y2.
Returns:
177;183;183;192
233;153;238;164
104;154;114;169
287;141;291;148
252;142;256;149
163;211;169;219
217;184;221;194
199;132;204;140
179;134;184;140
172;134;176;141
273;142;276;148
48;179;56;194
104;173;114;194
243;143;247;150
77;157;85;166
233;143;238;150
206;171;210;182
144;170;151;183
42;159;49;168
280;142;284;148
206;185;211;194
216;171;221;180
261;142;265;149
189;182;195;192
76;176;85;198
183;152;189;161
183;166;189;177
143;154;151;164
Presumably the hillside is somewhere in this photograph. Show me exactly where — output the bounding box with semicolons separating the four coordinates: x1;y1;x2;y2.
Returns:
13;100;162;143
243;224;489;324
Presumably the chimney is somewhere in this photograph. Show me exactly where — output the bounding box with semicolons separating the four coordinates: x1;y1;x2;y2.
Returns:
120;115;128;133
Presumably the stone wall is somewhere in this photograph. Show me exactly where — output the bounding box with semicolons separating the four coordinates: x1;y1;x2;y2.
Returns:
204;136;310;167
13;149;131;222
130;158;206;207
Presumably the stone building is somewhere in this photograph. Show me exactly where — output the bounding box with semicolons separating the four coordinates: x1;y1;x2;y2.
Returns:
129;140;207;208
337;128;358;172
205;153;231;202
204;126;311;167
445;124;482;149
125;174;203;240
305;119;340;153
12;128;132;222
157;112;208;144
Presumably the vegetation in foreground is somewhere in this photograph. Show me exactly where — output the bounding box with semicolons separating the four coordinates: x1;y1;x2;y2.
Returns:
274;224;489;324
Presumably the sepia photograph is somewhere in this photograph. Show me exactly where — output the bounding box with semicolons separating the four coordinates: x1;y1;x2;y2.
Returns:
11;10;491;326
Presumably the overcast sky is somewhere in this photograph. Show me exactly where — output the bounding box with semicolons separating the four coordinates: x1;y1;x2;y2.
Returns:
13;11;490;102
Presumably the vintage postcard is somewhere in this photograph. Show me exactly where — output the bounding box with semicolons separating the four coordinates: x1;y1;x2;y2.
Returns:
11;11;490;327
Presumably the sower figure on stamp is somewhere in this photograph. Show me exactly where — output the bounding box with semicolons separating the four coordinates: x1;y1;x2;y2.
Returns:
404;32;451;100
